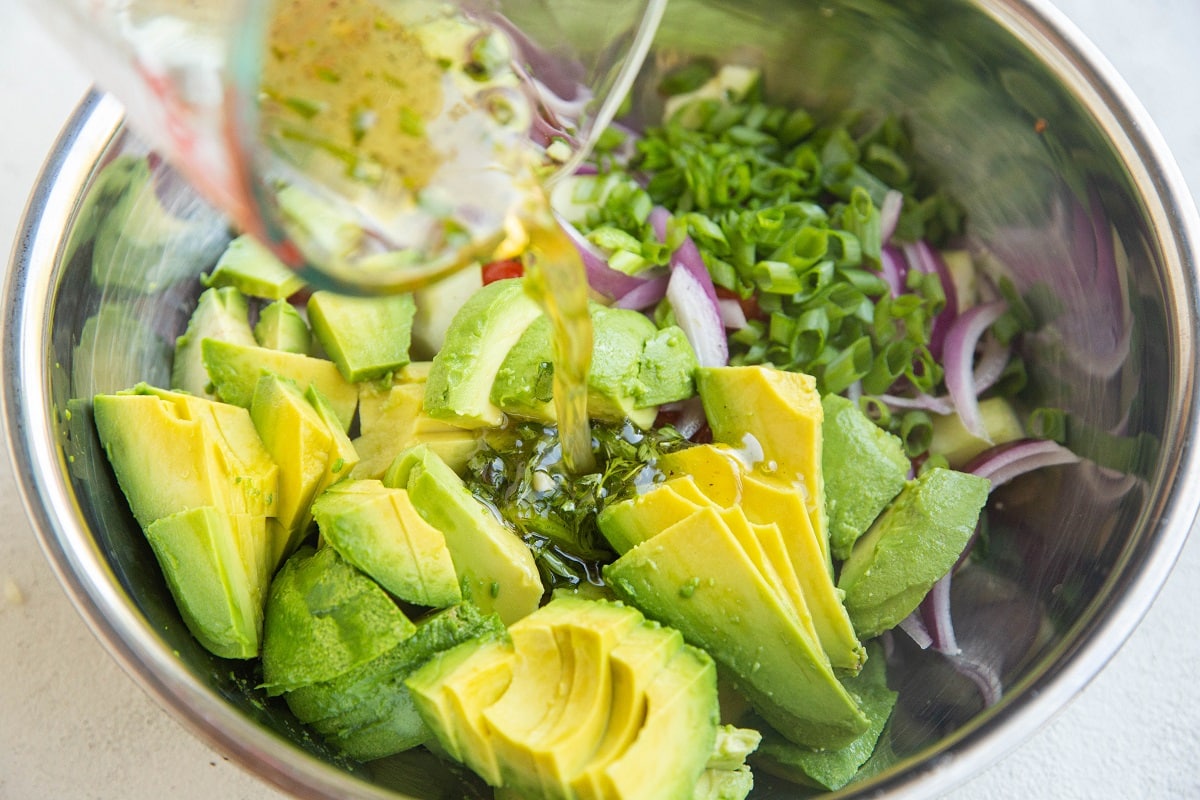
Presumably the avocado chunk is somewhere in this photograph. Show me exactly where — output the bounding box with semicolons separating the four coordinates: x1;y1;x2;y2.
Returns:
822;394;909;561
605;505;869;750
633;325;699;408
93;386;279;528
201;338;358;430
930;395;1026;468
837;467;989;639
202;233;306;300
307;290;417;382
406;597;720;800
312;479;462;608
260;545;417;695
383;445;542;625
424;277;544;429
352;379;480;480
143;507;271;659
254;299;311;354
249;374;357;565
410;262;484;359
696;365;830;569
489;314;557;423
171;286;257;399
285;602;506;761
752;641;896;792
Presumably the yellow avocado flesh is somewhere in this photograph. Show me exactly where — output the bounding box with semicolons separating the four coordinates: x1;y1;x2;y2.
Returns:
596;475;705;555
696;365;830;569
600;645;719;800
660;443;865;672
201;338;358;431
144;507;269;659
571;621;684;800
94;390;279;529
352;380;479;480
385;445;542;625
605;506;868;749
312;480;461;608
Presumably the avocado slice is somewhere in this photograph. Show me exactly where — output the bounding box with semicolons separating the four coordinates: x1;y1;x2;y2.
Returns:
249;374;357;565
752;641;897;792
596;475;706;555
605;505;869;750
307;290;417;382
285;603;506;761
201;338;358;430
93;386;279;528
260;545;417;695
312;479;462;608
424;277;544;429
383;445;542;625
838;467;989;639
696;366;831;570
254;299;312;354
351;380;480;480
143;506;271;659
202;233;306;300
171;286;257;399
822;394;909;561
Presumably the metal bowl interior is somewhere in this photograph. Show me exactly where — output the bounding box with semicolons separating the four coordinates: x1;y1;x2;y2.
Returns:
4;1;1199;798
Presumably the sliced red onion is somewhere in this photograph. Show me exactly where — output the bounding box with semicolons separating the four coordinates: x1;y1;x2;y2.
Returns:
671;396;708;439
897;612;933;649
920;573;960;656
942;300;1008;442
966;438;1081;490
649;205;672;242
879;244;907;297
613;273;669;310
666;264;728;368
718;298;748;330
971;333;1011;396
903;240;960;359
878;392;954;416
880;189;903;243
554;212;651;299
950;654;1003;708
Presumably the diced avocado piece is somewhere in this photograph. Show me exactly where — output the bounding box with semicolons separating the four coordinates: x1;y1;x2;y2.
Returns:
930;396;1026;468
352;380;480;480
490;314;557;423
411;262;483;359
753;641;897;791
171;286;257;399
93;386;279;528
838;467;990;638
697;366;830;569
822;394;909;561
424;278;544;429
406;636;517;785
384;445;543;625
260;545;416;695
307;290;417;382
143;507;271;659
202;233;306;300
249;374;356;566
286;603;506;760
693;725;762;800
599;644;719;800
254;299;311;354
313;479;462;608
597;475;706;555
634;325;698;408
201;338;357;430
605;506;869;750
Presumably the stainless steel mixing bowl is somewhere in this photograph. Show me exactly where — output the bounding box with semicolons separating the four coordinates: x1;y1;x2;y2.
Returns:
5;1;1199;798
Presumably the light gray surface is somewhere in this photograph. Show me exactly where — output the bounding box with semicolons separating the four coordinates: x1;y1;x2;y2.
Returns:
1;1;1197;798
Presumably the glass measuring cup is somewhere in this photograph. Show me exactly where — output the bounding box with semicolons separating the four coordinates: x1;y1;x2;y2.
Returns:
27;0;666;293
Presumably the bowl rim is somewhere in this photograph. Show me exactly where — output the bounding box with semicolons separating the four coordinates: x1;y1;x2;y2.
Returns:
4;2;1200;798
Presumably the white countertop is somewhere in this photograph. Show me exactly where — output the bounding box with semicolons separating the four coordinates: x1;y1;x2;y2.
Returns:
1;2;1197;798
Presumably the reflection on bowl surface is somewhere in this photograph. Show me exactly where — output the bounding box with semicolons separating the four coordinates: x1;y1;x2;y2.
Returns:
5;1;1198;799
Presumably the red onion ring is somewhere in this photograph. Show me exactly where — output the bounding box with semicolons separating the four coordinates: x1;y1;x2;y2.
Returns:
880;189;903;243
966;438;1081;490
942;300;1008;441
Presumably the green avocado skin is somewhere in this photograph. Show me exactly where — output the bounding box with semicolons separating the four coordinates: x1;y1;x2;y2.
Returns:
821;394;910;561
837;468;989;639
